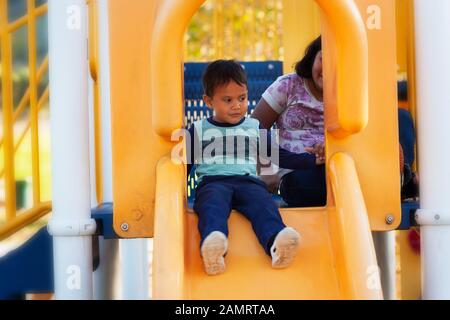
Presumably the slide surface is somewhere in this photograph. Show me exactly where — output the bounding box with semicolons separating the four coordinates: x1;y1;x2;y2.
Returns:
183;208;340;300
153;154;383;300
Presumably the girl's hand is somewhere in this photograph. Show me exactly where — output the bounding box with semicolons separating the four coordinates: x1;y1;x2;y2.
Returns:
305;143;325;165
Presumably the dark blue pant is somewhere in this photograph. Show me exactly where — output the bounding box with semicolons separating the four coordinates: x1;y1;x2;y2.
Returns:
280;165;327;208
398;108;416;168
194;175;285;255
280;109;416;208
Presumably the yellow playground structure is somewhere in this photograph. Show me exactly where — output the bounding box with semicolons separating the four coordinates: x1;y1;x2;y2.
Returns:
1;0;447;300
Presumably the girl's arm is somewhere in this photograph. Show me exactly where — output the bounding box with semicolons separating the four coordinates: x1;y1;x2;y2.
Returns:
251;98;280;129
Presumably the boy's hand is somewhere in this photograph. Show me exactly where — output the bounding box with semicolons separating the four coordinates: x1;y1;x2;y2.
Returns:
305;143;325;165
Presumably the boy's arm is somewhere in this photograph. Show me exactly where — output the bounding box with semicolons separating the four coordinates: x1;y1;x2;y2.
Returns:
260;126;317;170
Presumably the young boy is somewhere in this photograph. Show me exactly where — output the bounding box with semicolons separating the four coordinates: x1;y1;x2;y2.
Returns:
186;60;323;276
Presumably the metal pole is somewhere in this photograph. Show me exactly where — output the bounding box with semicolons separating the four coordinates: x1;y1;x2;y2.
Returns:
414;0;450;300
98;0;114;204
48;0;96;300
372;231;397;300
92;0;119;300
120;239;149;300
94;235;119;299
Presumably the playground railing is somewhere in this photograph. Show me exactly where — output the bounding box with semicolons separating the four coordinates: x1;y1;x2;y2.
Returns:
0;0;103;241
0;0;51;241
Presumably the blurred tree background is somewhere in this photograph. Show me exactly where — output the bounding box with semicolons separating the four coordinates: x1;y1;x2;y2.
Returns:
2;0;283;112
185;0;284;61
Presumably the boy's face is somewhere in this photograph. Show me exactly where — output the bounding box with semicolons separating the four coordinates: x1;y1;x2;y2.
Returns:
203;81;248;124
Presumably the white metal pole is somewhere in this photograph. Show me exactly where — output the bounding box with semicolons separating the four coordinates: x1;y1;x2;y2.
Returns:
120;239;149;300
88;36;98;210
99;0;114;204
94;235;119;299
48;0;96;300
414;0;450;300
372;231;397;300
92;0;119;300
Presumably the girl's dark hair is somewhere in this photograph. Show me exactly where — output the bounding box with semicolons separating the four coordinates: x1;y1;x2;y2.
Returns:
202;60;248;97
295;36;322;79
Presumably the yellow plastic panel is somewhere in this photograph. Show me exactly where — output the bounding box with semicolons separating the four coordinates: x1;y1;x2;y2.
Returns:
396;0;408;76
328;153;381;299
146;0;396;299
151;0;206;138
109;0;173;237
323;0;401;230
281;0;321;74
111;0;400;235
405;0;417;127
318;0;369;137
153;157;186;299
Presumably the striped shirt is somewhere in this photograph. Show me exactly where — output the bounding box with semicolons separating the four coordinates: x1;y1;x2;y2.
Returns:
187;117;317;183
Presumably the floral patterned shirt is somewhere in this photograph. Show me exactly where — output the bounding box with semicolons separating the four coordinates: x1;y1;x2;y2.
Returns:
262;73;324;154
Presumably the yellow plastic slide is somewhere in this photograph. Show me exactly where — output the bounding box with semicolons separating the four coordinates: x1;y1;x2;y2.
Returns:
108;0;400;300
152;153;381;300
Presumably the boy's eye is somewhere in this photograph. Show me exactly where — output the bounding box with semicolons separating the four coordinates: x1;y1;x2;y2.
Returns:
239;96;247;102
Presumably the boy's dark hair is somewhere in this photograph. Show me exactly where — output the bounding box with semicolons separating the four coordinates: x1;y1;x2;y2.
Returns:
202;60;248;97
295;36;322;79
